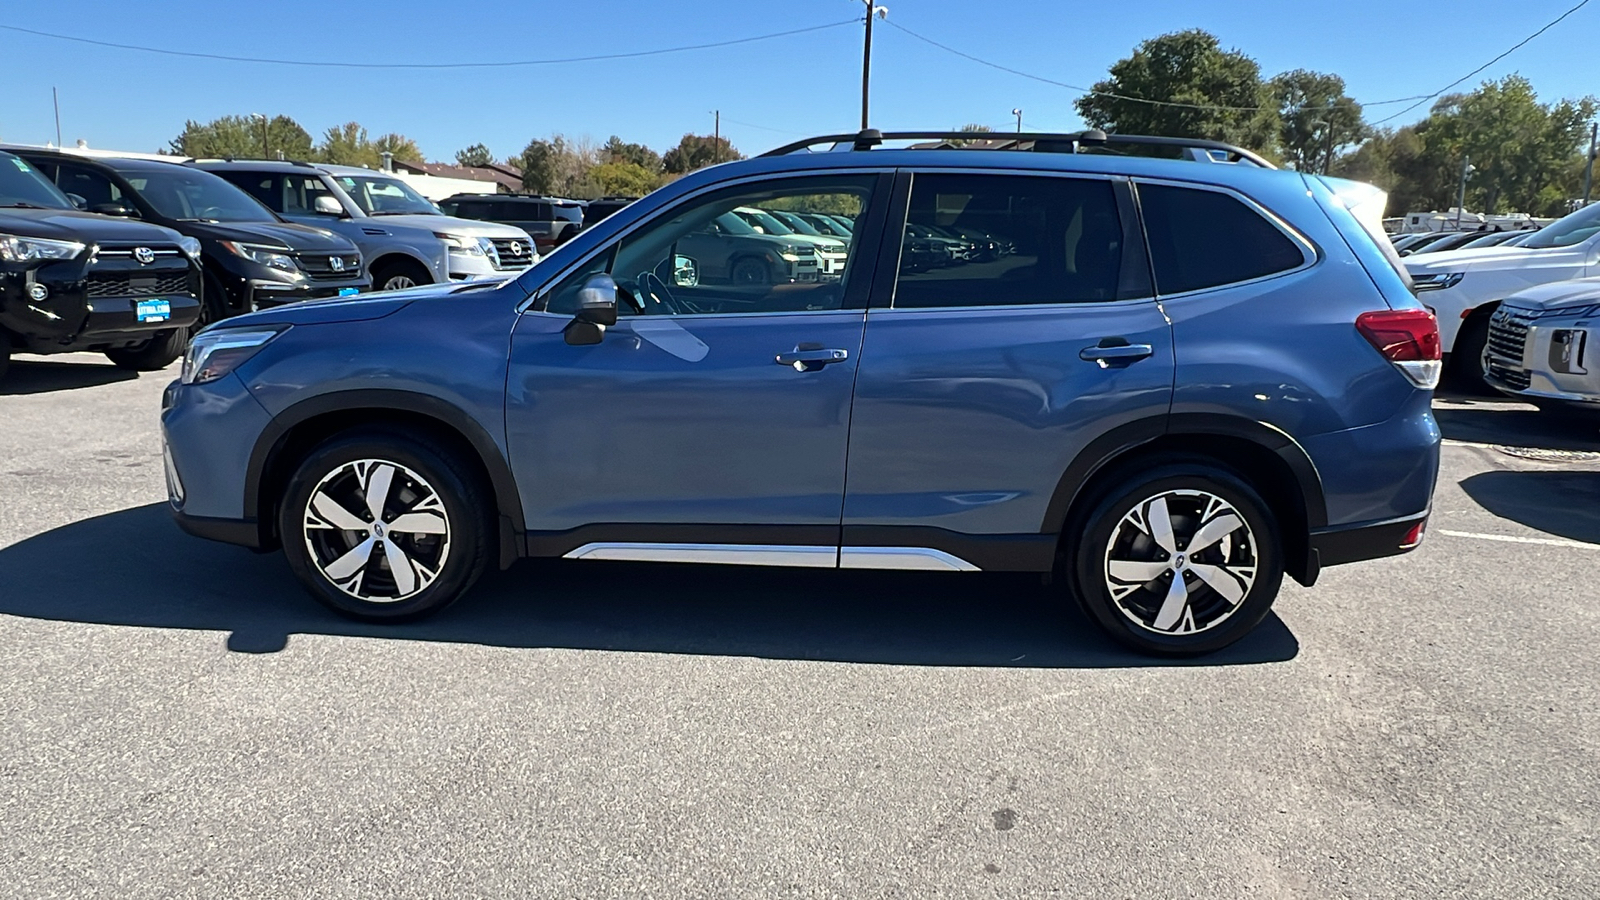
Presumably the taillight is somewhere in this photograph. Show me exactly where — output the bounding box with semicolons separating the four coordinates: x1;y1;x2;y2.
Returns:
1356;309;1442;389
1400;517;1427;550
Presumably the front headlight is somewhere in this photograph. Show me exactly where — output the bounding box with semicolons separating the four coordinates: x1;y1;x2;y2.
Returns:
434;233;489;256
177;236;203;260
181;327;287;385
0;233;84;263
219;241;298;273
1411;272;1464;292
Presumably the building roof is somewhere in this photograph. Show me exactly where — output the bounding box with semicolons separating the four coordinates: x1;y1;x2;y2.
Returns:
393;159;523;192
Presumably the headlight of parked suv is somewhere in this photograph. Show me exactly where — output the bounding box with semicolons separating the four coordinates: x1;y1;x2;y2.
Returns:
1411;272;1465;292
435;233;491;256
0;233;85;263
219;241;298;273
177;236;203;260
181;327;288;385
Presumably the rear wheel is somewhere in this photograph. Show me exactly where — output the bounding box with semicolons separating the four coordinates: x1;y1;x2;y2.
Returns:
731;257;770;285
1069;462;1284;656
0;341;10;383
279;429;493;621
371;259;431;293
105;329;185;371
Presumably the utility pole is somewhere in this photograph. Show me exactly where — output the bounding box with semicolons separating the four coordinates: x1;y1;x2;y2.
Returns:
52;87;62;147
713;110;720;164
1580;120;1593;206
1012;108;1023;133
861;2;886;129
252;113;268;159
1455;155;1473;229
1323;121;1335;175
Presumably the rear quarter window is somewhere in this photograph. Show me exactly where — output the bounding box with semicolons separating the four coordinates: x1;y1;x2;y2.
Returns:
1138;183;1308;295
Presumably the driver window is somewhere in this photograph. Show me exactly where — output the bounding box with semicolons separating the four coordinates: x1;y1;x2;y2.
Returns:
545;176;876;317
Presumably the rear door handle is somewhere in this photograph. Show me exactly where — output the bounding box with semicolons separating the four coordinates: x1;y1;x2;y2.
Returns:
1079;342;1154;366
776;346;849;372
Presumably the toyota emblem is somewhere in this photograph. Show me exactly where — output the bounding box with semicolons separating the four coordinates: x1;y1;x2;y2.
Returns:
133;246;155;265
508;242;524;257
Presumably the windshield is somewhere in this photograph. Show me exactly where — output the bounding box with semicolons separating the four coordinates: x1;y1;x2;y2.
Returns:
712;211;758;235
1521;204;1600;249
126;167;276;222
335;174;441;216
771;210;823;236
737;208;795;235
827;215;855;234
0;154;74;209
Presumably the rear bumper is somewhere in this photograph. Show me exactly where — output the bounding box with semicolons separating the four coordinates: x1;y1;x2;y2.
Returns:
1310;511;1429;569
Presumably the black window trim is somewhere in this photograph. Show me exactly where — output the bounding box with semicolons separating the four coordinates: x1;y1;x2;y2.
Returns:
1130;176;1319;301
522;167;895;319
878;167;1154;312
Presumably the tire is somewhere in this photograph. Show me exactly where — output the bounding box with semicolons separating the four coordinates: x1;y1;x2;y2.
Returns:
1068;461;1285;656
731;257;770;285
105;329;186;371
371;259;431;293
278;429;494;621
0;341;10;383
1450;312;1494;395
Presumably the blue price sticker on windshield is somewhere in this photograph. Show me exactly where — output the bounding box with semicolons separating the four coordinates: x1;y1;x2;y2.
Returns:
136;299;171;323
338;287;360;296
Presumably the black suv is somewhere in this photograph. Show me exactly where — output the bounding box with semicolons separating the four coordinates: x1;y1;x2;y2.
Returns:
9;150;367;324
0;150;201;381
582;196;638;230
437;194;583;251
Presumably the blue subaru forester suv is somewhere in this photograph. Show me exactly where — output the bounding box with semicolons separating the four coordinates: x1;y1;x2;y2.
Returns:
162;130;1441;656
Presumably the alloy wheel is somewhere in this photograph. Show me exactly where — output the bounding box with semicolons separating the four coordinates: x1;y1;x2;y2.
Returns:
1103;489;1258;636
382;274;417;291
302;458;451;603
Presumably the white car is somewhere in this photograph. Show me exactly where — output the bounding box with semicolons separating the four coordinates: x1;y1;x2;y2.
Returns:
1406;203;1600;388
314;164;541;281
1482;276;1600;412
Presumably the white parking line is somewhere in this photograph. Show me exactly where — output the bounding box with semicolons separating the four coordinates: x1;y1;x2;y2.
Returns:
1438;529;1600;550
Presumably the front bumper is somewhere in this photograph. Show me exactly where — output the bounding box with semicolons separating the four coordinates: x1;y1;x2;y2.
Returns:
1483;312;1600;406
161;373;275;546
248;277;370;308
1;258;201;351
445;252;535;281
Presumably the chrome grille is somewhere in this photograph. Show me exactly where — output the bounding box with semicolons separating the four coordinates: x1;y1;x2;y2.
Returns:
297;252;362;280
489;238;534;270
1486;306;1533;366
85;271;192;299
1485;361;1531;391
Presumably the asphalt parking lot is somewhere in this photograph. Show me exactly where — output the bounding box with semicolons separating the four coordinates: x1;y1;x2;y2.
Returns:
1;354;1596;898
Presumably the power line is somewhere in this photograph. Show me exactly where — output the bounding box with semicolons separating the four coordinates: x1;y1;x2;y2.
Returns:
719;117;811;136
0;19;859;70
1369;0;1596;125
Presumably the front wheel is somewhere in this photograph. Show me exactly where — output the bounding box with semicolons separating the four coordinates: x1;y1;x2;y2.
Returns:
1450;313;1494;395
105;329;186;371
279;430;494;621
731;257;770;285
1069;463;1284;656
371;259;430;293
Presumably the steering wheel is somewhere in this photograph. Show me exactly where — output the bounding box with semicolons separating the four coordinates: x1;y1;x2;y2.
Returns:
635;270;686;315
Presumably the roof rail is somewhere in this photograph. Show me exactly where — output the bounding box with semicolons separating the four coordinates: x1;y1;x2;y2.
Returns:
190;156;319;167
761;129;1275;169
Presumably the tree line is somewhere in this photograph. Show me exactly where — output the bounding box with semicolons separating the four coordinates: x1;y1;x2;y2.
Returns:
170;116;423;169
1076;29;1597;216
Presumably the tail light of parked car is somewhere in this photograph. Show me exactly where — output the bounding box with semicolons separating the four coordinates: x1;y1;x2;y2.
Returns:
1356;308;1442;390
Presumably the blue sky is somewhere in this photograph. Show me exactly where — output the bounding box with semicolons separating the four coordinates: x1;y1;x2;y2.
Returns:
1;0;1595;162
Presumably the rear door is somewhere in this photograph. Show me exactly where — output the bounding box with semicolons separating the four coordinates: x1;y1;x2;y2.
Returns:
839;170;1175;570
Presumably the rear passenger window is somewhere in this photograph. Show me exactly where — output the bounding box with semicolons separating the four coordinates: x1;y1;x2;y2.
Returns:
1138;183;1307;295
895;174;1126;308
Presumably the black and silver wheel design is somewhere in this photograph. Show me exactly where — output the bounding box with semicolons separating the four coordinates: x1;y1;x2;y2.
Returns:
1071;463;1284;656
731;257;770;285
371;260;430;294
302;459;451;603
280;430;493;621
1104;490;1257;635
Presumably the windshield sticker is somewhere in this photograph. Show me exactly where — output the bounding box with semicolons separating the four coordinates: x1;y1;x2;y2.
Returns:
12;158;31;172
629;318;709;363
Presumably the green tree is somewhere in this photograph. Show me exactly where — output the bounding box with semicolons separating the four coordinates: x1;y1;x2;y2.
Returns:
1270;70;1365;173
588;161;660;197
662;133;741;174
455;143;494;167
602;136;662;172
373;132;423;164
519;138;559;193
1074;29;1278;151
948;123;995;146
317;122;376;166
169;114;313;160
1423;76;1597;215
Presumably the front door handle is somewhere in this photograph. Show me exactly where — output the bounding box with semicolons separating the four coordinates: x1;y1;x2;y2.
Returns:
1079;340;1154;367
776;345;850;372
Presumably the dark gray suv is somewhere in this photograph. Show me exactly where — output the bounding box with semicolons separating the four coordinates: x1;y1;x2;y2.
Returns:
162;129;1441;657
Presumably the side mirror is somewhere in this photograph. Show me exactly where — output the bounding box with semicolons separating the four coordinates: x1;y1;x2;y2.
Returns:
313;195;344;216
672;255;699;287
564;273;620;345
90;202;136;218
66;193;88;210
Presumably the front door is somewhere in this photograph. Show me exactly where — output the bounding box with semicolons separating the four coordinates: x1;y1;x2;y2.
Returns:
840;171;1176;571
506;173;890;564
